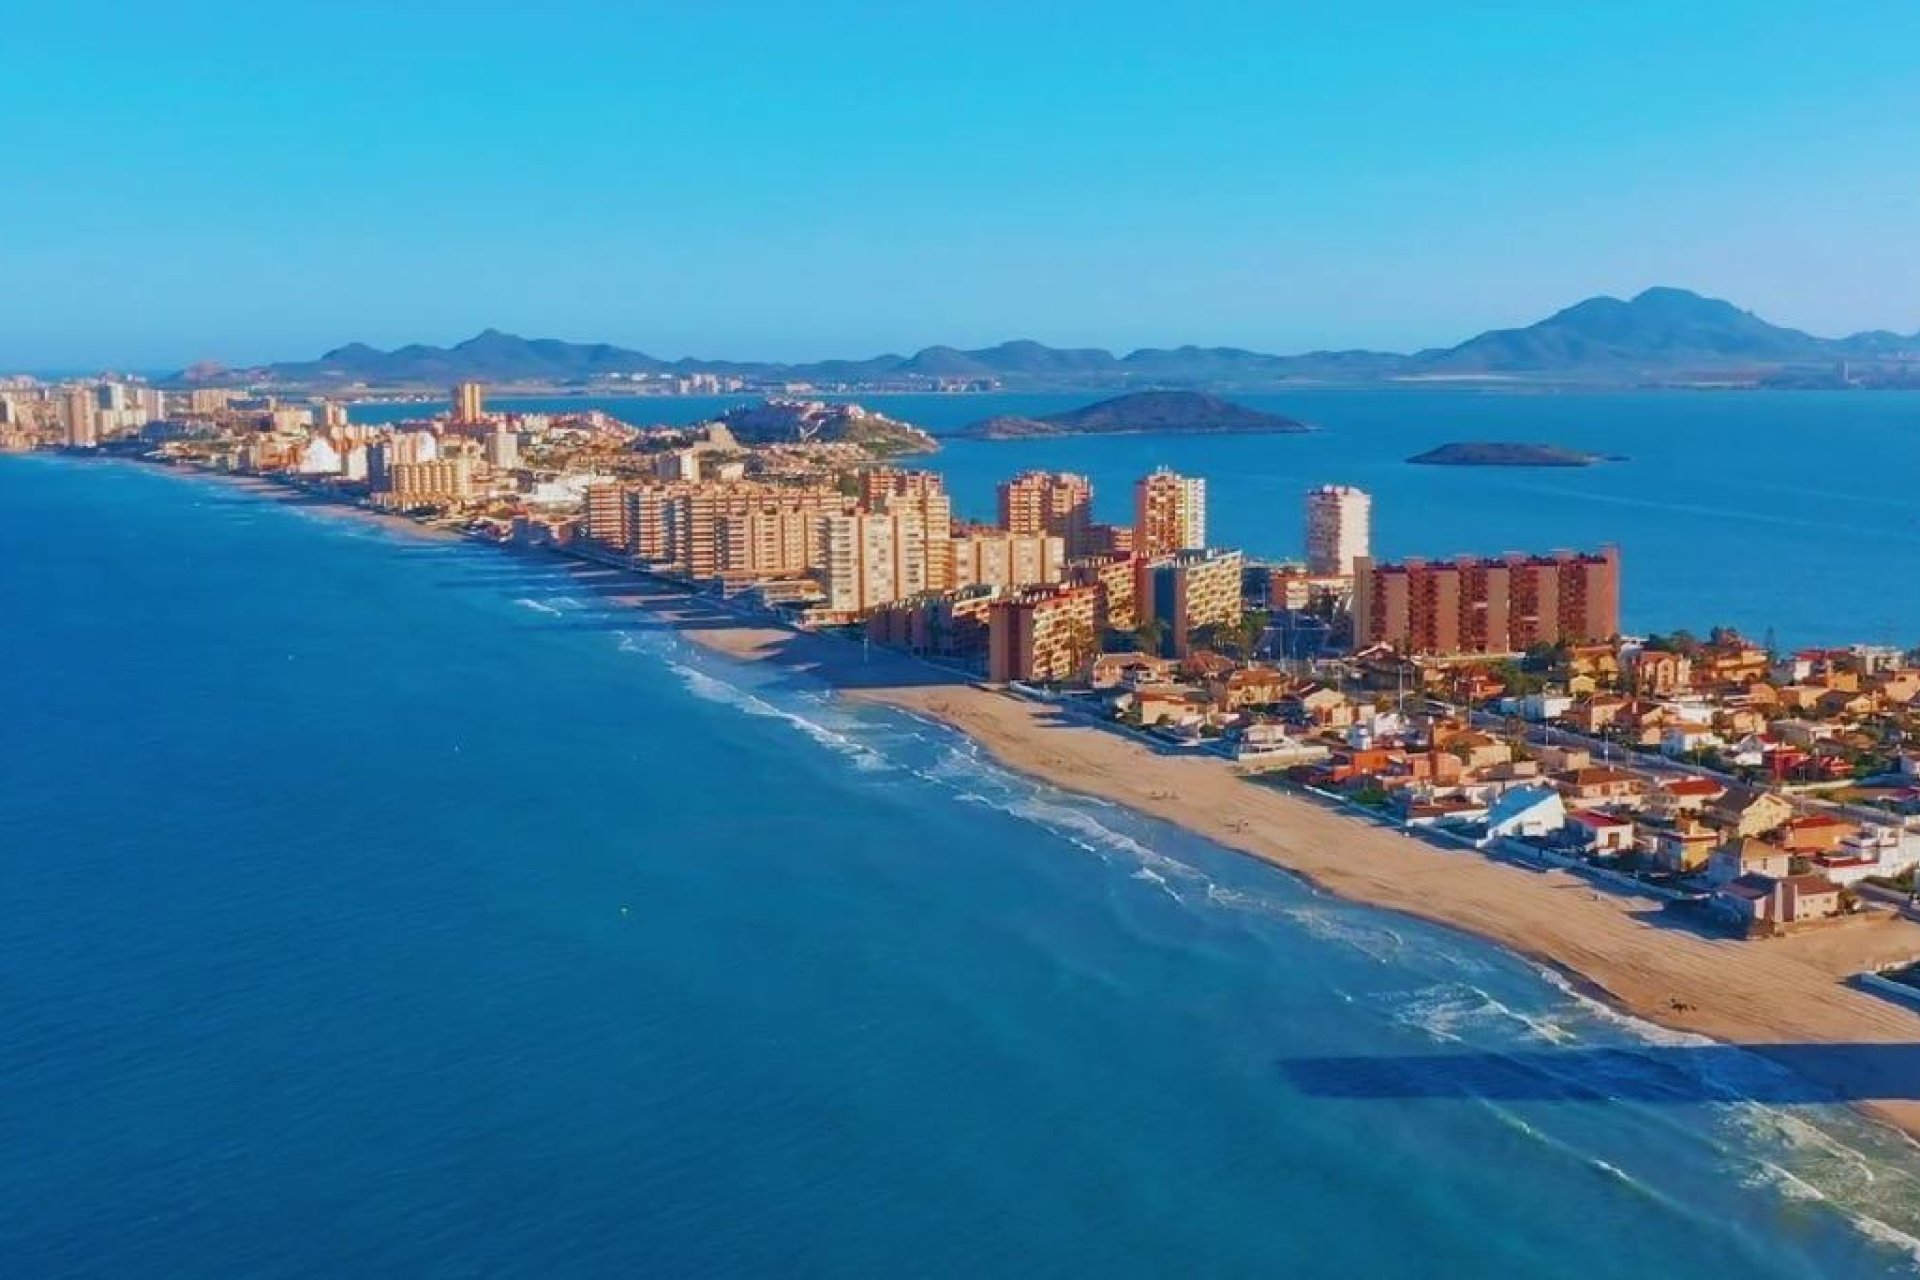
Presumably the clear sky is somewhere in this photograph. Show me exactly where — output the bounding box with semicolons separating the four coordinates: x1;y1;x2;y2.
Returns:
5;1;1918;370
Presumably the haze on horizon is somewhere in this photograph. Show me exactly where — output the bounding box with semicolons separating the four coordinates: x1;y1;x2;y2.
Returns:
4;1;1918;371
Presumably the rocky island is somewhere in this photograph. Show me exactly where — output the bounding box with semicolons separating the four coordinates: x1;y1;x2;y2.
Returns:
1407;441;1619;467
959;390;1310;440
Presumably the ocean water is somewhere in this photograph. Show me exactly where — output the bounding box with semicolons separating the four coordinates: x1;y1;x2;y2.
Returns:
355;388;1920;647
4;454;1920;1278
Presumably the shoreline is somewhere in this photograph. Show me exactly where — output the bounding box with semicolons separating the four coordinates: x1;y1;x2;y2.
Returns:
668;616;1920;1151
70;458;1920;1151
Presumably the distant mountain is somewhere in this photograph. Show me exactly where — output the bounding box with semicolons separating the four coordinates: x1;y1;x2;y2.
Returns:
186;288;1920;390
958;390;1310;440
1417;287;1835;373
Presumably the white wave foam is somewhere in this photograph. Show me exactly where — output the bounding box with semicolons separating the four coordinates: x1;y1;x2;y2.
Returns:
664;659;893;773
514;597;564;616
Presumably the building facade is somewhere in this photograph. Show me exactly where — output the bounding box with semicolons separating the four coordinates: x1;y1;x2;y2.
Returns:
1304;485;1371;576
1352;547;1621;655
1133;468;1206;558
998;470;1094;556
988;585;1101;684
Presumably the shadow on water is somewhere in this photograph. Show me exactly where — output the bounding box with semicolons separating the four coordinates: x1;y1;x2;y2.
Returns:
1277;1042;1920;1104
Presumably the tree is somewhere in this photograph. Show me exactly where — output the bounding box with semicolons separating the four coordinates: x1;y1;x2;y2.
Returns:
1134;616;1168;657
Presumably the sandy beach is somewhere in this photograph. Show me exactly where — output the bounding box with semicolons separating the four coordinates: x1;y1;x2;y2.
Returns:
605;580;1920;1148
138;471;1920;1148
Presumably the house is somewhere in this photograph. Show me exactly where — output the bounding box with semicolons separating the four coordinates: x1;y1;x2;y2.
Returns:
1660;725;1723;759
1629;648;1692;696
1705;786;1794;839
1706;837;1795;887
1208;665;1289;712
1778;813;1856;854
1533;744;1592;773
1565;696;1628;734
1714;873;1845;932
1230;722;1331;767
1649;776;1726;818
1553;766;1646;807
1483;786;1567;842
1438;729;1513;773
1567;809;1635;855
1721;734;1771;768
1646;817;1720;874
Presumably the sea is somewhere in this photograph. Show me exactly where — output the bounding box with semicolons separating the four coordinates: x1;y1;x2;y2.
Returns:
355;387;1920;649
3;401;1920;1276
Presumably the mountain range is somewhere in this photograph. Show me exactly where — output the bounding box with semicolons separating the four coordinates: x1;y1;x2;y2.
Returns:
190;288;1920;389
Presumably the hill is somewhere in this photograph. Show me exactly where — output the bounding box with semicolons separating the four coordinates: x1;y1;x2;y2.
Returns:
182;288;1920;390
1417;287;1835;374
959;391;1310;439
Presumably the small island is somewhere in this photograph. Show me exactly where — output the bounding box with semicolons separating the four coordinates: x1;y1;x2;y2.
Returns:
959;390;1311;440
1407;441;1619;468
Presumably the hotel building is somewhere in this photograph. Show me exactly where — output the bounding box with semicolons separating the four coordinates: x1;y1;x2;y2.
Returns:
1138;548;1244;657
998;471;1094;556
62;386;98;448
950;530;1066;592
1067;554;1142;633
819;509;928;615
385;455;475;507
1133;468;1206;557
1304;485;1371;577
988;585;1102;684
862;469;953;590
1352;547;1622;655
452;381;486;424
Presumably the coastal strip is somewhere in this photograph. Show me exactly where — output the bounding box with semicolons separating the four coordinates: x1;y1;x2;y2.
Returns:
99;460;1920;1151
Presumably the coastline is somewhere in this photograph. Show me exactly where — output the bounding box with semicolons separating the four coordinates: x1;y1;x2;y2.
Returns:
666;614;1920;1149
71;459;1920;1150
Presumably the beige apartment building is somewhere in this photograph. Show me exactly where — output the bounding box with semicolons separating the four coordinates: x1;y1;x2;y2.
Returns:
998;471;1094;556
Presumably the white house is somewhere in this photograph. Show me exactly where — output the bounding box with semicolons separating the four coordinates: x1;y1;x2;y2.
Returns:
1484;786;1568;842
1661;725;1723;759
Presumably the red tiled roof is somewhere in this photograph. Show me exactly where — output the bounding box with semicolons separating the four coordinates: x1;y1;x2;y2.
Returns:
1570;810;1632;828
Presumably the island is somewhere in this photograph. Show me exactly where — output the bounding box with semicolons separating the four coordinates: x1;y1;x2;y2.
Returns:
1407;441;1619;467
958;390;1310;440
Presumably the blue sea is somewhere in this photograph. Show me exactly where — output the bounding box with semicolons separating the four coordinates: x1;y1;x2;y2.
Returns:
4;452;1920;1278
357;388;1920;648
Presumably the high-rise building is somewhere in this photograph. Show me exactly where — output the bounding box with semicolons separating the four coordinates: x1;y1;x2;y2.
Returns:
314;399;349;429
1352;547;1621;655
819;510;927;615
949;530;1066;591
1137;549;1244;657
1067;554;1142;633
1133;468;1206;558
452;381;485;424
385;455;474;506
96;382;128;413
1304;485;1371;577
861;469;953;590
583;483;631;549
136;387;168;425
62;387;97;447
998;471;1094;555
486;423;520;469
988;585;1101;683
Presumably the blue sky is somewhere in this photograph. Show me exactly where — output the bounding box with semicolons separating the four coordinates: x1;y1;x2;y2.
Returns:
5;2;1918;369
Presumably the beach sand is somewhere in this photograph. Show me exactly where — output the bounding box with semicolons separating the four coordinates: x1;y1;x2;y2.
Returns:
146;474;1920;1149
622;586;1920;1148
